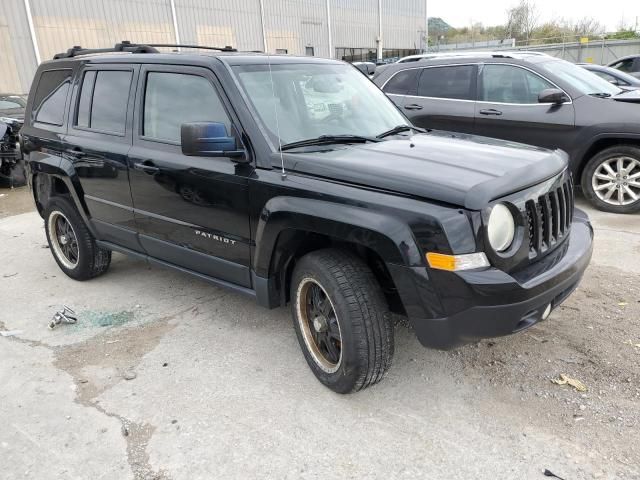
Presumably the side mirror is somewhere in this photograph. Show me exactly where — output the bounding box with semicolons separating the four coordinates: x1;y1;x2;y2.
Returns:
538;88;569;104
181;122;246;160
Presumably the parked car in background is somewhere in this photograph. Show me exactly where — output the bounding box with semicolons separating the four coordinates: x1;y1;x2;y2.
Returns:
21;42;593;393
351;61;376;76
607;55;640;79
0;94;26;187
374;52;640;214
579;63;640;90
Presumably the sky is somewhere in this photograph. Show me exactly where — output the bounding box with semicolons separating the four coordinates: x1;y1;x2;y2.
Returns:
428;0;640;32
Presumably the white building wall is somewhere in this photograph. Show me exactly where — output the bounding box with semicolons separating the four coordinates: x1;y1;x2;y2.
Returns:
1;0;427;93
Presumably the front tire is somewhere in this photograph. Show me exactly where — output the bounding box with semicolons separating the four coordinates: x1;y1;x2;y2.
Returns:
581;146;640;214
290;248;394;393
44;196;111;280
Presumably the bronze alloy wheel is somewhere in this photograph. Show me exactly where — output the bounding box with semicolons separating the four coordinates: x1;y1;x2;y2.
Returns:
48;210;80;269
296;277;343;373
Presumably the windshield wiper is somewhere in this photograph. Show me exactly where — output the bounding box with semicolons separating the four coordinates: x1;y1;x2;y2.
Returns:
589;92;612;98
376;124;428;139
280;134;380;151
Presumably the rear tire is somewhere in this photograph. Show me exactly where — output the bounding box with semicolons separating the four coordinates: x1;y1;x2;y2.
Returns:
44;196;111;280
290;248;394;393
581;145;640;214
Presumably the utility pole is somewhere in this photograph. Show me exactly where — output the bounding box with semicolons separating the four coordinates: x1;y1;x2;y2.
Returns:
424;0;428;53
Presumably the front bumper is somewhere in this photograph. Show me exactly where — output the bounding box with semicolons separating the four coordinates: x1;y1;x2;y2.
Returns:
399;209;593;349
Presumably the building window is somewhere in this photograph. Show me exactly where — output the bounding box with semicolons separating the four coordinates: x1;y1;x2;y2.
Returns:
305;46;314;56
276;49;288;54
335;47;377;62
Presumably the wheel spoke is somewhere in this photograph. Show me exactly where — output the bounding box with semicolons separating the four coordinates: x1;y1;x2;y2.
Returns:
603;162;617;177
595;181;614;191
623;185;638;201
603;186;617;201
628;180;640;189
617;158;624;176
628;172;640;181
618;187;625;205
595;173;614;181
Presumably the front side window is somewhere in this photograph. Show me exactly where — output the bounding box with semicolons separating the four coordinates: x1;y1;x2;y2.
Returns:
539;59;620;96
143;72;230;144
611;59;634;73
0;95;26;111
593;71;625;86
232;63;407;147
417;65;475;100
481;64;554;104
383;69;419;95
33;69;72;126
75;70;132;134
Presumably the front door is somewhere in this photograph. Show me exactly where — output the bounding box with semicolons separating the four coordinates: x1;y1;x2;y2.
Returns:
474;64;576;152
128;65;252;287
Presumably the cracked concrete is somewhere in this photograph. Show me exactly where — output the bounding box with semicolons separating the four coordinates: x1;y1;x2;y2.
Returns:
1;187;639;479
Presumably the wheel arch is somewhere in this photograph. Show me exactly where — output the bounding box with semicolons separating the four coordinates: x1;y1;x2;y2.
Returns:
252;197;423;312
576;134;640;183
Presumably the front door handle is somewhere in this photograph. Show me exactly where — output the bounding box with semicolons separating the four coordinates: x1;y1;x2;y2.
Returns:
66;148;85;158
479;108;503;116
133;161;160;174
404;104;423;111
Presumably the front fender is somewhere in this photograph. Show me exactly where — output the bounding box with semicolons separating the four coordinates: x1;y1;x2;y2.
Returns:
253;196;424;278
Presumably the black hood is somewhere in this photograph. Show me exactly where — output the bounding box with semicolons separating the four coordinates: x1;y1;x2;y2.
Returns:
287;131;568;210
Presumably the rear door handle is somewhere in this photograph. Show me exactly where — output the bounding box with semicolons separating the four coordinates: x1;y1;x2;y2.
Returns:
479;108;503;116
404;104;423;111
133;161;160;174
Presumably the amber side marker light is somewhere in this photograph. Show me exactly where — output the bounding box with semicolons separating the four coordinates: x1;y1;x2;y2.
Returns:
426;252;490;271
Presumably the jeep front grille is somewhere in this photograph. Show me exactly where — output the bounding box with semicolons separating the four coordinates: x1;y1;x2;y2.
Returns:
524;176;574;258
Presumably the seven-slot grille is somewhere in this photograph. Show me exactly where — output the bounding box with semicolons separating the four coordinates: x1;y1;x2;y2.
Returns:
525;176;574;258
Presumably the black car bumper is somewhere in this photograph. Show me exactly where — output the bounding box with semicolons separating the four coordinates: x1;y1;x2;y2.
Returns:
400;209;593;349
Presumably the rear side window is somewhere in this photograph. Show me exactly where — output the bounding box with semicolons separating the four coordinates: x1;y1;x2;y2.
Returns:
417;65;475;100
76;70;132;135
611;59;634;73
383;69;419;95
33;69;72;126
143;72;230;144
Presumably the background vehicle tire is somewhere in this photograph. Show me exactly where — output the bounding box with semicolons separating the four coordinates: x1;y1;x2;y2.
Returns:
44;196;111;280
290;248;393;393
581;145;640;214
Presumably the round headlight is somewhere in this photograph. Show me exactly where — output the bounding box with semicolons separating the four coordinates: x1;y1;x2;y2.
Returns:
487;203;515;252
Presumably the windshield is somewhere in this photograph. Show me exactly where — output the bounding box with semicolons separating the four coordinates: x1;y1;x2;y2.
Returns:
0;95;26;111
539;60;622;96
232;62;408;148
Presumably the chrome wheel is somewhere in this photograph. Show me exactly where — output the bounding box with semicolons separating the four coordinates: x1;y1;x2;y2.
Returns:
592;156;640;206
296;278;342;373
48;210;79;269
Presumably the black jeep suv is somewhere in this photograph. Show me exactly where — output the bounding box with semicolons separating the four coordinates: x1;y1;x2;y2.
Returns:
374;52;640;214
21;43;593;393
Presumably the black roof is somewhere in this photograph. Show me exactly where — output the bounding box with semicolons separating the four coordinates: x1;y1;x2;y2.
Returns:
49;41;342;67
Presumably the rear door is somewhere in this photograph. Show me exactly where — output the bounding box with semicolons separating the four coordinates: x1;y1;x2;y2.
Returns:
474;63;575;151
127;64;252;287
64;65;139;250
396;64;477;133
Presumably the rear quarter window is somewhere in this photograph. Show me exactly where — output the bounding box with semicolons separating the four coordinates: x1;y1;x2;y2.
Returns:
32;69;72;126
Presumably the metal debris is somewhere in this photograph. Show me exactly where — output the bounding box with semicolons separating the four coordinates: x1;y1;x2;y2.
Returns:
551;374;587;392
48;305;78;329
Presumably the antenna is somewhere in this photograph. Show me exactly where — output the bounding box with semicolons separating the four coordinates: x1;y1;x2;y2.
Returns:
267;54;286;180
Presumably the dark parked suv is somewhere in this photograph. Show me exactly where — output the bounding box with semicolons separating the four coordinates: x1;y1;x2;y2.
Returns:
374;52;640;214
22;43;592;393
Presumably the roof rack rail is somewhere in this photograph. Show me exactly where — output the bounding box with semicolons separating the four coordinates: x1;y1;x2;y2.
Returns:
53;41;159;59
146;43;237;52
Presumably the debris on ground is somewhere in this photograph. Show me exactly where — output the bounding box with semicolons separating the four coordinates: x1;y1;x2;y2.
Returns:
0;329;24;337
543;468;566;479
2;272;18;278
551;374;587;392
48;305;78;329
123;370;137;381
